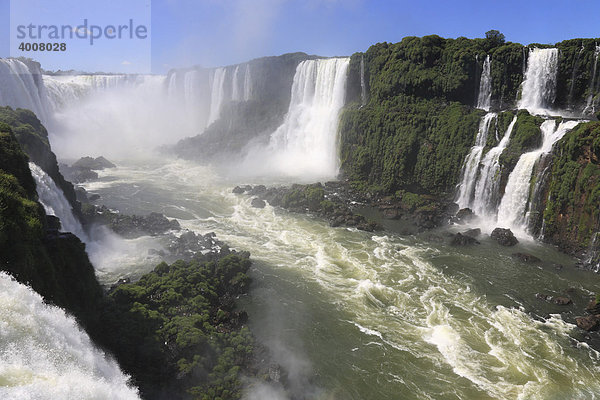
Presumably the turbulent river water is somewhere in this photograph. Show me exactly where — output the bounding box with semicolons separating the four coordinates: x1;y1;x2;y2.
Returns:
81;157;600;400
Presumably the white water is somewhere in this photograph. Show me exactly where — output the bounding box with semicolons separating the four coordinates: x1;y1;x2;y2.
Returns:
455;112;496;208
583;45;600;115
28;162;89;242
246;58;349;179
360;55;367;106
497;120;580;232
81;159;600;400
208;67;227;125
470;115;518;217
0;272;139;400
0;59;51;124
477;55;492;111
518;48;559;115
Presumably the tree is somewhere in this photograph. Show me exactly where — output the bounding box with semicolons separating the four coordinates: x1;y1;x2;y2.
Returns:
485;30;506;46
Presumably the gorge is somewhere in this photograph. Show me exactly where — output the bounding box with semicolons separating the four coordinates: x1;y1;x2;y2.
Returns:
1;33;600;400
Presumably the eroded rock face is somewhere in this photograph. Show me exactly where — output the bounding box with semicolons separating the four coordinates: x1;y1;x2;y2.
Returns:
491;228;519;246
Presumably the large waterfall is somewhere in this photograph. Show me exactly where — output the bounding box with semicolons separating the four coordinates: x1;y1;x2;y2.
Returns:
208;68;227;125
29;162;88;242
263;57;350;178
496;119;580;232
455;112;496;208
0;272;139;400
518;48;559;114
0;59;52;124
477;55;492;111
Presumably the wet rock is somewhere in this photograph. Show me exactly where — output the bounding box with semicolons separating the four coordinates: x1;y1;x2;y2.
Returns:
536;293;552;301
463;228;481;238
249;185;267;195
576;315;600;331
72;156;116;170
75;186;88;202
511;252;541;263
251;198;266;208
88;193;101;202
553;296;572;305
46;215;61;231
454;208;475;224
490;228;518;246
381;207;402;220
232;186;246;194
450;232;480;246
586;299;600;314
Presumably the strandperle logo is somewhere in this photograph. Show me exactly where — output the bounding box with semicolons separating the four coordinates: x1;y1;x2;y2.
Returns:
15;19;149;45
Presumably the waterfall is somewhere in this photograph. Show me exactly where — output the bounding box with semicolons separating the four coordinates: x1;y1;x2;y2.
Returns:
360;55;367;106
265;57;350;177
208;68;227;125
583;45;600;115
455;112;496;208
0;58;51;124
231;66;241;101
0;272;139;400
470;115;518;217
497;119;580;231
518;48;559;114
243;64;252;101
29;162;88;242
477;55;492;111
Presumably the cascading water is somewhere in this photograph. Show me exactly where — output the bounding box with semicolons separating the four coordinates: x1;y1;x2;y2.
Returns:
455;112;496;208
470;115;518;217
360;55;367;106
243;64;252;101
0;58;52;124
477;55;492;111
518;48;559;114
29;162;89;242
208;67;227;125
262;57;350;178
0;272;139;400
497;119;580;232
583;45;600;115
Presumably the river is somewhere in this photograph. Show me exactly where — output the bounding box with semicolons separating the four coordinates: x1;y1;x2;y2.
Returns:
80;157;600;400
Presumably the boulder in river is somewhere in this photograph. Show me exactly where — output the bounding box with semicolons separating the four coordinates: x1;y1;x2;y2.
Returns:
576;315;600;331
251;198;266;208
72;156;116;170
453;208;475;224
511;252;541;263
490;228;518;246
462;228;481;238
553;296;572;305
450;232;480;246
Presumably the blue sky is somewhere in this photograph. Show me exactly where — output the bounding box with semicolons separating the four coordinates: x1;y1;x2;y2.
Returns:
2;0;600;73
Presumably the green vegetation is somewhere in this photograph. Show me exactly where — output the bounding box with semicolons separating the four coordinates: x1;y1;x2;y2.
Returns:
95;253;254;399
542;121;600;252
0;110;256;399
498;110;545;172
339;97;482;196
0;106;81;217
0;122;103;320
